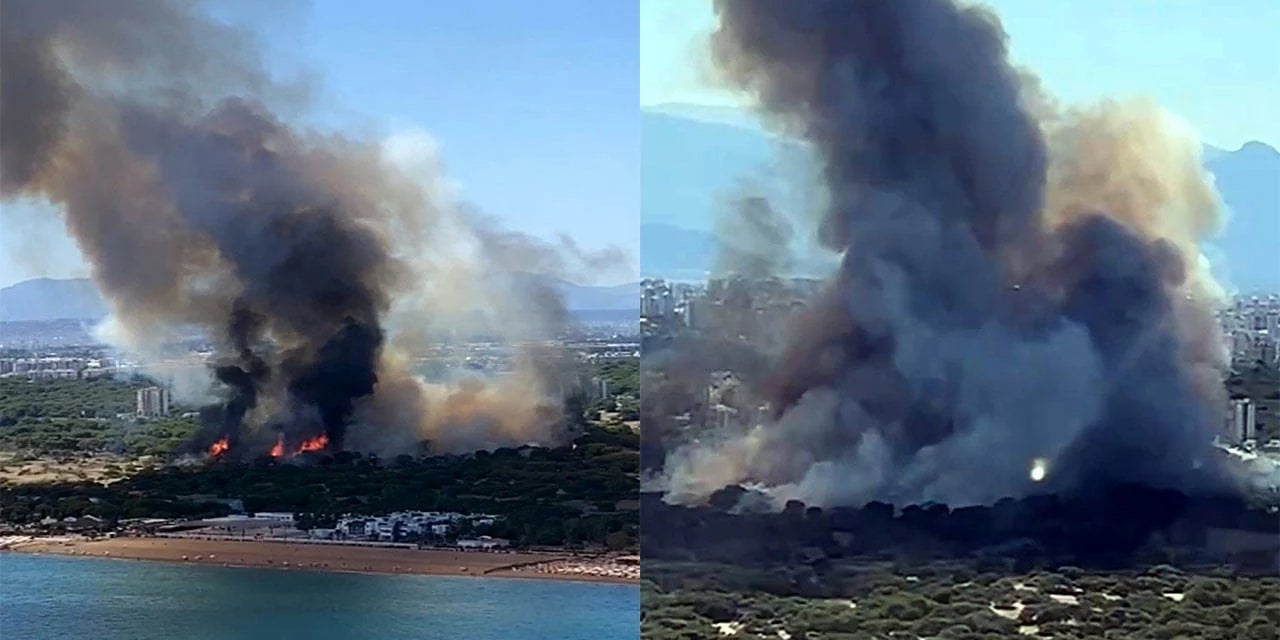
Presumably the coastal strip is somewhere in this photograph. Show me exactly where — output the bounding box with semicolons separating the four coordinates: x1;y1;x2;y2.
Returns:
0;536;639;585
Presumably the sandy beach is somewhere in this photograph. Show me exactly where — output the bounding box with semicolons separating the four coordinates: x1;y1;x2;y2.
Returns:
1;536;638;585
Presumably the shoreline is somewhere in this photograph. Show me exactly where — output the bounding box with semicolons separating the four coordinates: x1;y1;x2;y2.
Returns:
1;536;638;586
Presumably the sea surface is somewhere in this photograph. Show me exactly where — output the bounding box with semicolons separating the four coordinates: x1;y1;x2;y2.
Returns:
0;554;638;640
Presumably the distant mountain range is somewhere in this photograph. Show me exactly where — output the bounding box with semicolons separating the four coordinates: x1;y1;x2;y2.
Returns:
508;274;639;312
0;276;638;323
0;278;109;322
1201;141;1280;293
643;104;1280;293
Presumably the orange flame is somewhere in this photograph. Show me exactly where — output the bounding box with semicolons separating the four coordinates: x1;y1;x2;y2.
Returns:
297;433;329;453
269;434;284;458
208;436;230;457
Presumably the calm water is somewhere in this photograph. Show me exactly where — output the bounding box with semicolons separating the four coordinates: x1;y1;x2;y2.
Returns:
0;554;638;640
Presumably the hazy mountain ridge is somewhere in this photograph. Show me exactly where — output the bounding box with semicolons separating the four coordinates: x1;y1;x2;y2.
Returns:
506;272;640;311
643;105;1280;292
0;278;109;322
1202;141;1280;293
0;275;639;322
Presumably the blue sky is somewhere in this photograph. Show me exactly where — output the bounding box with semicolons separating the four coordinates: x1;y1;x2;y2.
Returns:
640;0;1280;150
1;0;638;287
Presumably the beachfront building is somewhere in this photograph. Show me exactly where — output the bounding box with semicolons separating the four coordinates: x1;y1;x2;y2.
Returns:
179;514;303;539
457;536;510;550
253;512;296;523
334;511;502;543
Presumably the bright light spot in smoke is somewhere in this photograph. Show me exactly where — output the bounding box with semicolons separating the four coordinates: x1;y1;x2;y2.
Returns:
1029;458;1048;482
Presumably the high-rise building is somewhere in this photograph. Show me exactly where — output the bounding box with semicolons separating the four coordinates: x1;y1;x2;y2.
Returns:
592;375;611;400
136;386;171;417
1226;398;1257;444
682;298;699;329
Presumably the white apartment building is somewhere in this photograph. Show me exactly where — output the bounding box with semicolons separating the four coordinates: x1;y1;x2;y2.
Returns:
335;511;499;542
136;386;171;417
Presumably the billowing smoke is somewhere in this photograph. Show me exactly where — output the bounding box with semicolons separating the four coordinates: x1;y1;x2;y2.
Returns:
658;0;1234;507
713;190;794;279
1;0;615;457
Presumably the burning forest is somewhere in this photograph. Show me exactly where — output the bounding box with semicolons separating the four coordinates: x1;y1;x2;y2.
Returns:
1;0;611;460
651;0;1245;509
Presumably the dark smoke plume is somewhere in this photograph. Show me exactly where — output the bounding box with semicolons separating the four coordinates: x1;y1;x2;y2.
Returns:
659;0;1234;507
1;0;611;456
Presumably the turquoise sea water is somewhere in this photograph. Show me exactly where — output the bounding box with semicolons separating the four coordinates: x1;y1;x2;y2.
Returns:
0;554;638;640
